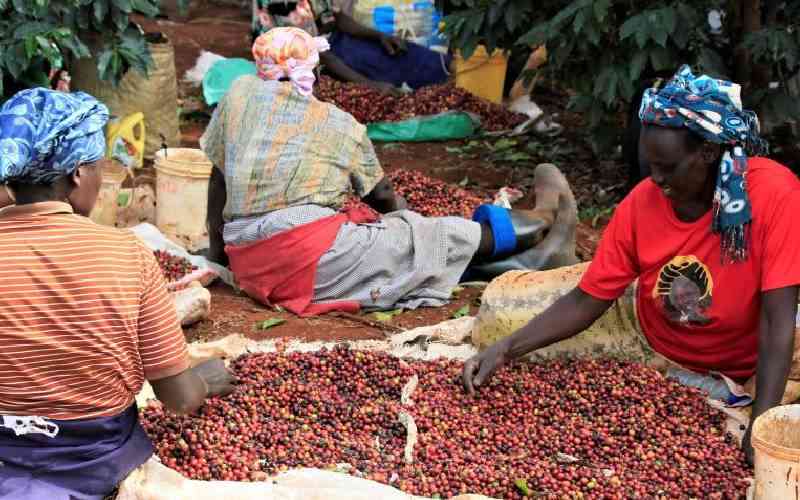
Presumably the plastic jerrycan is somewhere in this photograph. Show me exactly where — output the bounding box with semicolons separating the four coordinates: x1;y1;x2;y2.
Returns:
107;112;146;169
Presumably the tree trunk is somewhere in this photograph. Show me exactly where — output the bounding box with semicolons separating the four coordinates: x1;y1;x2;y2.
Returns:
733;0;762;86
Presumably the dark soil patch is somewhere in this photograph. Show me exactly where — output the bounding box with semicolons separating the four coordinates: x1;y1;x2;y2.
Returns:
135;4;251;82
185;283;485;344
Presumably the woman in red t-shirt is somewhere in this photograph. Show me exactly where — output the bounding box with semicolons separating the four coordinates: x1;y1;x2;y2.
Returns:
462;65;800;463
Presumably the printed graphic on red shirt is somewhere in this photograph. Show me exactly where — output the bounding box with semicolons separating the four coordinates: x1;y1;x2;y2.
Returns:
652;255;713;326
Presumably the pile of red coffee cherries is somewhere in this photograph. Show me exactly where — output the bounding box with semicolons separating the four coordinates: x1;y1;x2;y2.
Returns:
153;250;197;282
387;169;488;218
314;77;528;132
141;348;750;499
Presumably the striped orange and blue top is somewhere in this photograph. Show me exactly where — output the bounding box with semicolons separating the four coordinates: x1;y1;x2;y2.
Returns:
0;202;190;420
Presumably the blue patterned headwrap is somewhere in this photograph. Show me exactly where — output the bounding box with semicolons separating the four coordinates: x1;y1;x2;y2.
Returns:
639;65;768;263
0;88;109;185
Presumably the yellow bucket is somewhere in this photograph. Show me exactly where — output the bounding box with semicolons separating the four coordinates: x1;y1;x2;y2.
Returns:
89;161;130;227
107;112;146;169
454;45;509;104
154;148;213;251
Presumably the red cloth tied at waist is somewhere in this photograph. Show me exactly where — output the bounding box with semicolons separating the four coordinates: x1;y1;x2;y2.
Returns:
225;206;379;317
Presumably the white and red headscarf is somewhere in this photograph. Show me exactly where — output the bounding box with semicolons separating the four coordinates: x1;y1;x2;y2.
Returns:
252;27;330;97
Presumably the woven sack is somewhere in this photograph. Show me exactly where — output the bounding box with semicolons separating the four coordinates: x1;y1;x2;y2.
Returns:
70;33;180;159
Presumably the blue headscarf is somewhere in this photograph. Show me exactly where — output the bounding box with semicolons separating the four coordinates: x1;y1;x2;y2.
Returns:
0;88;109;185
639;65;768;263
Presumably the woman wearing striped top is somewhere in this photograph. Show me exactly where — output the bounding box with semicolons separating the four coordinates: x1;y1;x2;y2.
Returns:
0;88;235;500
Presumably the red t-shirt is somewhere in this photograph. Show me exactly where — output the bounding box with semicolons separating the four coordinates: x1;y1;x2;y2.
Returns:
580;157;800;382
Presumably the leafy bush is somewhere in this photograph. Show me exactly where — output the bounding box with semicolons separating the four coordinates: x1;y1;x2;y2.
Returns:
0;0;188;98
447;0;800;152
441;0;546;59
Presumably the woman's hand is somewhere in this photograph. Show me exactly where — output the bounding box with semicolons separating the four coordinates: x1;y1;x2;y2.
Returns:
462;288;613;395
462;338;511;395
379;34;407;56
192;359;236;397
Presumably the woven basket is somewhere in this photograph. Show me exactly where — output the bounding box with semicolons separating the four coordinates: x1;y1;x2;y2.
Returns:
70;33;180;160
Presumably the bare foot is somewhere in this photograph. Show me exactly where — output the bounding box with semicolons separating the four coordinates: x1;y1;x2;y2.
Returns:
517;163;572;227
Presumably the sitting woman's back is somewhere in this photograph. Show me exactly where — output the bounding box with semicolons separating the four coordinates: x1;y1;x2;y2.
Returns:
202;74;383;222
0;204;186;420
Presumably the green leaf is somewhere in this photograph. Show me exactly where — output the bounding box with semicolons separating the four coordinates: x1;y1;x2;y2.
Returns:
11;0;28;14
518;23;548;46
618;75;635;101
634;27;648;49
549;2;582;31
452;305;470;319
619;15;642;42
373;309;403;322
660;7;677;36
487;2;502;26
60;34;90;59
493;138;517;150
460;37;479;61
505;151;532;162
514;479;532;496
24;37;37;59
131;0;159;17
13;21;55;40
113;0;132;13
111;6;130;32
96;47;115;81
652;27;668;48
593;0;610;22
94;0;108;23
629;51;648;81
256;318;286;330
572;8;586;34
462;9;483;36
3;43;28;79
594;66;619;106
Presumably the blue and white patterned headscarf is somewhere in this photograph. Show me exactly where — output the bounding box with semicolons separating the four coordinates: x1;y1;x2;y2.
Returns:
639;65;768;263
0;88;109;185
